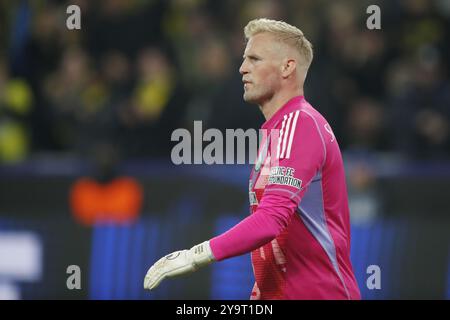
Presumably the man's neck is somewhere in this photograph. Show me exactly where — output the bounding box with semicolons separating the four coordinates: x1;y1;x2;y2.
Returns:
259;89;304;121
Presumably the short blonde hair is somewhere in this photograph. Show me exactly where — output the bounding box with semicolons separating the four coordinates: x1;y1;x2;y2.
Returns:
244;18;313;69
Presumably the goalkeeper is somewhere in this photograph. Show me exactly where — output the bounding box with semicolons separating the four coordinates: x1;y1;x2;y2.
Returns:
144;18;361;300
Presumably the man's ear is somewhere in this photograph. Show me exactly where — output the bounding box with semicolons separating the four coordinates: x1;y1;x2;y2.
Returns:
281;58;297;78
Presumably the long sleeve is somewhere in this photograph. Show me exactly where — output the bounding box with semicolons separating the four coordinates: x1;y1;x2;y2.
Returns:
209;192;297;261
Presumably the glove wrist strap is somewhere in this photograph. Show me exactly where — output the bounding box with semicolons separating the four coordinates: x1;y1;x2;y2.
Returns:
190;241;215;268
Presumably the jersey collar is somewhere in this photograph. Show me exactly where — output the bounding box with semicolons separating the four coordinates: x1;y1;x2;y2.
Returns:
261;95;304;130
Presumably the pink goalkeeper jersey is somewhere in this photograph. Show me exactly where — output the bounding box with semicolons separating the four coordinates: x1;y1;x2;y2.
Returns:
210;96;361;300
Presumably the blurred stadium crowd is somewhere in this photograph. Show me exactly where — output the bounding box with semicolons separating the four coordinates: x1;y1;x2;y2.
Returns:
0;0;449;164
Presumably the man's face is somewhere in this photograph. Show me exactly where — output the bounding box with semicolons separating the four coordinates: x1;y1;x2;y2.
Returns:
239;33;283;105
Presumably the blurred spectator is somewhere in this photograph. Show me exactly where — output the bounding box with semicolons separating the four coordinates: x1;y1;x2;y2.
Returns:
345;97;389;152
118;47;188;157
0;60;33;163
390;45;450;158
84;0;166;58
43;46;114;154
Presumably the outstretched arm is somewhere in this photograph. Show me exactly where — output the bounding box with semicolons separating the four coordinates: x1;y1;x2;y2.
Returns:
143;192;297;290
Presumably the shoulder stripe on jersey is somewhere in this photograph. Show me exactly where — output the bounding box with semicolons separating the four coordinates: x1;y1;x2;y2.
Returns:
276;114;288;158
285;111;300;159
280;112;293;159
277;110;300;159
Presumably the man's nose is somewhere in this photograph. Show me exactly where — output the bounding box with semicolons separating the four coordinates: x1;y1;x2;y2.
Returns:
239;60;248;75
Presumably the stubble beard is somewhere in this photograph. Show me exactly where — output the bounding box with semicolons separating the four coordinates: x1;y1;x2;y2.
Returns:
243;85;265;105
243;84;274;107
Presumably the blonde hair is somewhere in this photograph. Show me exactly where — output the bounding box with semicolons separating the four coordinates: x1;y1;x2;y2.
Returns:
244;18;313;69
